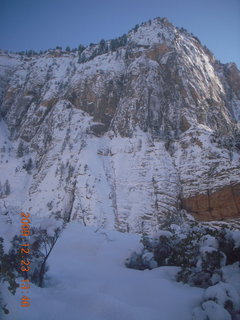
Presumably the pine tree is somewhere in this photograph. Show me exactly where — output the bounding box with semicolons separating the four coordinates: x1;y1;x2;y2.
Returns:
120;34;127;46
25;158;33;173
26;50;33;57
17;141;24;158
99;39;106;53
110;39;118;51
3;180;10;196
78;44;85;53
65;46;71;52
78;53;84;63
0;237;19;314
133;24;139;32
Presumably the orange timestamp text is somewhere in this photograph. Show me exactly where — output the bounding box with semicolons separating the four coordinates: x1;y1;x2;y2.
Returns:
20;212;31;308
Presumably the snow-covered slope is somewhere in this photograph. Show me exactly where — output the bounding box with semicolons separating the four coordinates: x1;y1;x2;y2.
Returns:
0;17;239;234
2;221;203;320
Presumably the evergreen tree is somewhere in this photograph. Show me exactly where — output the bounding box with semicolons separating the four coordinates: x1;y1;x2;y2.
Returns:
65;46;71;52
99;39;106;53
78;44;85;53
78;52;86;64
110;39;118;51
120;34;127;46
133;24;139;32
17;141;24;158
3;180;10;196
89;48;98;60
26;50;34;57
0;237;19;315
25;158;33;173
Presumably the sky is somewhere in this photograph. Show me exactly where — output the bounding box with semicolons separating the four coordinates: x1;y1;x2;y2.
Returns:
0;0;239;67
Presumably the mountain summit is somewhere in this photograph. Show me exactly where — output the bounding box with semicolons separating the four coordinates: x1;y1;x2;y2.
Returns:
0;17;239;234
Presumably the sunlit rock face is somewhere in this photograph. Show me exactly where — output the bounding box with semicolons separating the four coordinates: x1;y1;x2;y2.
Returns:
0;17;239;234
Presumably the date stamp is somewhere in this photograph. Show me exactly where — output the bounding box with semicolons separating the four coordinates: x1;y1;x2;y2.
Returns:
20;212;31;308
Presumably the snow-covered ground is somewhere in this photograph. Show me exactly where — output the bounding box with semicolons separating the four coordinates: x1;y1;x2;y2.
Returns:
2;222;203;320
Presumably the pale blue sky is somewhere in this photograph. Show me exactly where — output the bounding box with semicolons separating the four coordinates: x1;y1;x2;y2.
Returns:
0;0;239;67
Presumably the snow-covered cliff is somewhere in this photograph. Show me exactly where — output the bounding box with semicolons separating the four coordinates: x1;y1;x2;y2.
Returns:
0;17;239;234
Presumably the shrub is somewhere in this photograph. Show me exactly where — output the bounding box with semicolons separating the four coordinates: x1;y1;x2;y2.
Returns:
0;237;19;314
126;221;240;318
126;223;240;288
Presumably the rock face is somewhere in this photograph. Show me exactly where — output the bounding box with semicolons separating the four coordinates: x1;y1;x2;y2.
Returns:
0;17;239;234
182;183;240;221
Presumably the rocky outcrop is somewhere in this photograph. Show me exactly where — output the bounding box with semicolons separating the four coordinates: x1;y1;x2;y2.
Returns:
0;18;239;234
182;183;240;221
